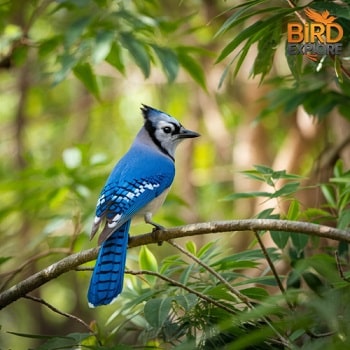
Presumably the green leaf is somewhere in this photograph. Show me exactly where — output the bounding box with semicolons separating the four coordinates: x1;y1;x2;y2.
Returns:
37;333;91;350
65;16;91;47
216;18;272;63
272;182;300;198
105;42;125;74
338;241;349;257
333;159;344;178
239;168;269;182
214;0;268;37
139;246;158;272
256;208;279;219
286;45;303;80
144;297;172;328
139;246;158;285
151;44;179;83
92;30;114;64
177;48;206;89
290;232;309;252
0;256;12;265
321;184;336;208
174;294;197;311
338;208;350;230
119;32;150;78
185;240;196;255
334;55;343;84
287;269;301;289
224;191;273;201
7;332;91;350
233;275;279;287
213;258;259;271
39;36;61;58
216;8;300;63
54;53;77;85
179;264;194;285
287;200;300;221
6;332;53;340
311;2;350;20
270;230;289;249
206;284;236;302
218;55;236;89
253;164;274;175
73;63;100;100
240;287;269;300
253;23;281;80
303;207;334;221
197;241;215;259
302;271;325;294
232;36;253;77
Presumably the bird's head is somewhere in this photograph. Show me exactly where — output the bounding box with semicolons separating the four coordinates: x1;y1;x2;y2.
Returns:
141;104;200;159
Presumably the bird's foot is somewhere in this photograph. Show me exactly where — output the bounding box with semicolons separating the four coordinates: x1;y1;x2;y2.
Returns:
145;213;165;246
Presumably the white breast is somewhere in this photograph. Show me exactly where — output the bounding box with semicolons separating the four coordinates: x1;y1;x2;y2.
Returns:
137;188;170;217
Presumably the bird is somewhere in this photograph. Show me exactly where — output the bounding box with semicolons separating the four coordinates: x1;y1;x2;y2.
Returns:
87;104;200;307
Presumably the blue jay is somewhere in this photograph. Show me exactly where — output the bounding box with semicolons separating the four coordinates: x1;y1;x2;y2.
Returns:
87;105;200;307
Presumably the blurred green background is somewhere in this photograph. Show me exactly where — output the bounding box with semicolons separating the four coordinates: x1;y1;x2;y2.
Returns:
1;0;350;349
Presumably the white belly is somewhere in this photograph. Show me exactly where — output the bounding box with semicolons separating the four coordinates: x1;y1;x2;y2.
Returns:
137;188;170;217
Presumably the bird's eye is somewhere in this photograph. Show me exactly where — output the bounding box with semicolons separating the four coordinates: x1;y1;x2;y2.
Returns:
163;126;172;134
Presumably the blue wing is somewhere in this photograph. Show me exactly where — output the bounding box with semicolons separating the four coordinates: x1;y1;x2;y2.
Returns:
91;143;175;244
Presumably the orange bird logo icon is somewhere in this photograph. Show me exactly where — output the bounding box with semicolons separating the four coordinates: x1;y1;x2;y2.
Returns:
304;8;337;25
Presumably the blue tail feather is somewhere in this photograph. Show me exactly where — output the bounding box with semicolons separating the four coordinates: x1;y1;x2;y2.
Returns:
87;221;131;307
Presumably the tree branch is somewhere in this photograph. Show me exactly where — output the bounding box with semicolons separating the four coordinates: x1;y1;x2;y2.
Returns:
0;219;349;310
24;294;92;332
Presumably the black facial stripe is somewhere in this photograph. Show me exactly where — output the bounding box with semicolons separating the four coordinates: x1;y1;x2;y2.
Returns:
170;122;181;136
144;120;175;161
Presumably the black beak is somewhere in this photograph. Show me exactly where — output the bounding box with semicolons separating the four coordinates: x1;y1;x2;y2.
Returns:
178;127;200;139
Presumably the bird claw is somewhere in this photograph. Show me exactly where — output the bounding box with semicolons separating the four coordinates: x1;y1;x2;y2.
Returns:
151;222;165;231
144;213;165;245
152;227;164;246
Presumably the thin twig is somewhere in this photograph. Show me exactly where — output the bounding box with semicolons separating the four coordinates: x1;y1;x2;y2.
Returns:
253;231;295;311
69;211;83;253
24;294;93;333
0;248;71;290
168;240;252;307
125;269;236;315
24;0;53;35
285;0;306;25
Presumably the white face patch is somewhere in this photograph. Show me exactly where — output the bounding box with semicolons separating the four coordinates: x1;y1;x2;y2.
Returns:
153;120;182;159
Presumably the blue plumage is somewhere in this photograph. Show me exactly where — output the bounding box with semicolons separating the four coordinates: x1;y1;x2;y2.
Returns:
88;221;130;306
87;105;199;307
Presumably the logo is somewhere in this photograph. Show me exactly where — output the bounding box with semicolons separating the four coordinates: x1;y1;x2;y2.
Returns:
287;8;343;60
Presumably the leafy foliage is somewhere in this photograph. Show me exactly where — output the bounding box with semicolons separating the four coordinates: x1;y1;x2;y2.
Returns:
1;0;350;349
216;1;350;120
25;164;347;350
